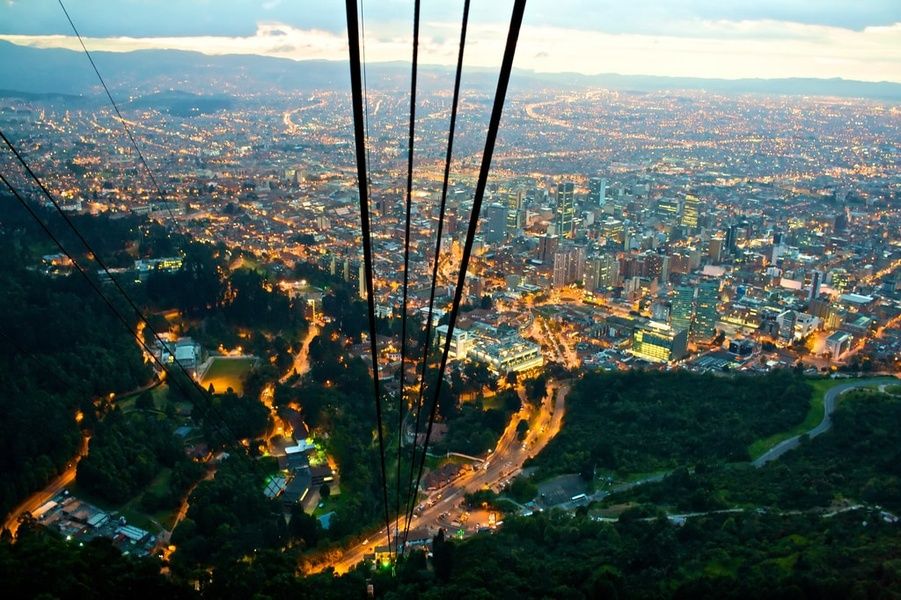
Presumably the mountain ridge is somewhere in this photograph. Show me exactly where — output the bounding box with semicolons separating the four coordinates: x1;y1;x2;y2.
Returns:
1;40;898;101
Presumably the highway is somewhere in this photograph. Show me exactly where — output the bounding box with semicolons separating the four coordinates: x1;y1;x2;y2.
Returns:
306;381;569;574
753;376;899;467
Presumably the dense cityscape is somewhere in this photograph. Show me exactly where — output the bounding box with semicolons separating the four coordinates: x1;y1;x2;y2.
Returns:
0;3;899;598
7;82;899;375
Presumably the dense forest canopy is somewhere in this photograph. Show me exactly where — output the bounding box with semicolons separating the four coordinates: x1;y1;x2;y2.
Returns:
528;370;812;479
607;389;901;513
0;235;151;518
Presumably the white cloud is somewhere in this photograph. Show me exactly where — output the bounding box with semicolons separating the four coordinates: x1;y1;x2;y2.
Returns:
1;18;898;82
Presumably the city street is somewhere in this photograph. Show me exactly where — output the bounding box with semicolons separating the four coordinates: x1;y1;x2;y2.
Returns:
306;381;569;574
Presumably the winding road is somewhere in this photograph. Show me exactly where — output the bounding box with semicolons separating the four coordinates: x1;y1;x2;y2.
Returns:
752;377;898;467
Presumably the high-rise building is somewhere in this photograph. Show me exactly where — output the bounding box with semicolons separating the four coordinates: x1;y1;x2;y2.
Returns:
539;234;559;264
552;245;585;287
808;269;823;302
483;202;508;244
671;285;695;334
631;321;688;363
568;246;586;284
358;261;366;300
708;236;724;264
555;181;575;238
588;177;607;206
692;279;720;340
725;224;739;254
680;194;700;229
656;197;681;219
598;254;619;288
645;252;670;284
552;251;569;288
584;254;619;291
506;190;524;232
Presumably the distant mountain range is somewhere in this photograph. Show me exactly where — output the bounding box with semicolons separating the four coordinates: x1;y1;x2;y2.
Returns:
1;40;899;102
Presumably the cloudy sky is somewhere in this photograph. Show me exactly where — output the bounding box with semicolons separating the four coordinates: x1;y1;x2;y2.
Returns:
1;0;899;81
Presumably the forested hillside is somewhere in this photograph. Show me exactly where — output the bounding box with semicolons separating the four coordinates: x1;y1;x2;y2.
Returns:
0;237;151;518
529;370;811;479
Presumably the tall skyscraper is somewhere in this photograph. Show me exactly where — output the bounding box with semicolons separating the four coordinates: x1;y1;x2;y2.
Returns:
588;177;607;206
708;236;724;264
671;285;695;334
483;203;508;244
680;194;700;230
725;223;740;254
552;251;569;288
808;269;823;302
567;245;586;284
358;261;366;300
555;181;575;238
692;279;720;340
506;189;524;232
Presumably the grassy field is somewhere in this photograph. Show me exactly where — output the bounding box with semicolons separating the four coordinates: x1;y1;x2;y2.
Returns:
886;384;901;396
199;356;257;395
117;382;169;413
748;378;855;460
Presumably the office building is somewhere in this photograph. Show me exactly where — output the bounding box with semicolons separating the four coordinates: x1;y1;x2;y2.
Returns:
483;202;508;244
671;285;696;334
588;177;607;206
725;224;739;254
680;194;700;229
777;310;797;341
469;338;544;374
651;301;672;322
506;190;524;232
555;181;575;238
631;321;688;363
808;269;823;302
825;331;852;360
708;236;724;264
692;279;720;340
434;325;475;360
656;197;681;219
